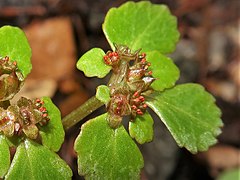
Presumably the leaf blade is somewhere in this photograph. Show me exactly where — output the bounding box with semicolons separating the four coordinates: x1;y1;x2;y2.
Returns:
39;97;65;152
74;113;144;179
147;51;180;91
0;26;32;78
5;139;72;180
103;1;179;54
147;83;223;153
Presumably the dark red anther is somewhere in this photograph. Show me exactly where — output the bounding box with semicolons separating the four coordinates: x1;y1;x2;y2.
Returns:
136;109;143;115
108;52;113;57
117;100;123;106
133;98;140;104
39;107;47;112
139;96;145;102
4;56;9;61
103;55;108;60
133;91;139;97
143;104;147;109
147;62;151;66
131;105;137;110
42;113;48;118
3;116;9;121
36;98;41;103
0;117;9;125
148;71;152;75
142;53;146;58
141;58;146;63
113;52;118;56
13;61;17;66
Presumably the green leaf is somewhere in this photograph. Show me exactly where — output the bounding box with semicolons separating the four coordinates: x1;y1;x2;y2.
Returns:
74;113;144;179
0;135;10;178
5;139;72;180
147;51;180;91
77;48;111;78
39;97;64;152
103;1;179;54
96;85;110;104
129;111;154;144
218;168;240;180
147;83;223;153
0;26;32;78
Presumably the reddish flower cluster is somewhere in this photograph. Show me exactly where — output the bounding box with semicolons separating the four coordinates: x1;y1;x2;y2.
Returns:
103;51;120;66
0;56;23;101
0;97;50;139
103;45;155;127
127;53;154;119
127;53;152;82
35;98;50;126
0;56;18;73
108;93;130;116
130;91;147;117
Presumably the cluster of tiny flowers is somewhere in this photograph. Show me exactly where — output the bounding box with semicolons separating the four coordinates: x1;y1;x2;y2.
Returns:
103;46;155;123
0;56;18;71
34;98;50;126
127;52;154;118
103;51;120;66
0;56;24;101
0;97;50;139
130;91;147;116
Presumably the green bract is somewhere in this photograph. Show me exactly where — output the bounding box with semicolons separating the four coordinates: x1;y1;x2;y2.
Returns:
5;139;72;180
96;85;111;104
129;111;154;144
103;1;179;54
0;26;32;78
147;84;223;153
74;114;144;179
39;97;65;152
77;48;111;78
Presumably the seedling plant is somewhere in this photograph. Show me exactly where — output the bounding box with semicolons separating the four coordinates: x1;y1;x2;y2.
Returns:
0;1;223;179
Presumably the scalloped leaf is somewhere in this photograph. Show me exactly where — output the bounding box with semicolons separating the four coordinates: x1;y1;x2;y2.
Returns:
147;83;223;153
39;97;64;152
129;111;154;144
74;113;144;179
77;48;111;78
0;26;32;78
147;51;180;91
0;135;10;178
5;139;72;180
103;1;179;54
96;85;110;104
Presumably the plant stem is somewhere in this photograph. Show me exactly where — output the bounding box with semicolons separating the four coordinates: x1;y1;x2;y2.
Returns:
62;96;104;130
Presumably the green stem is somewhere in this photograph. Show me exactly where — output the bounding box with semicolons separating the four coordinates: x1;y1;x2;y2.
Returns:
62;96;104;130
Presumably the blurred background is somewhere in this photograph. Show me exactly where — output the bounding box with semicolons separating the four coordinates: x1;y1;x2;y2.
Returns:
0;0;239;179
